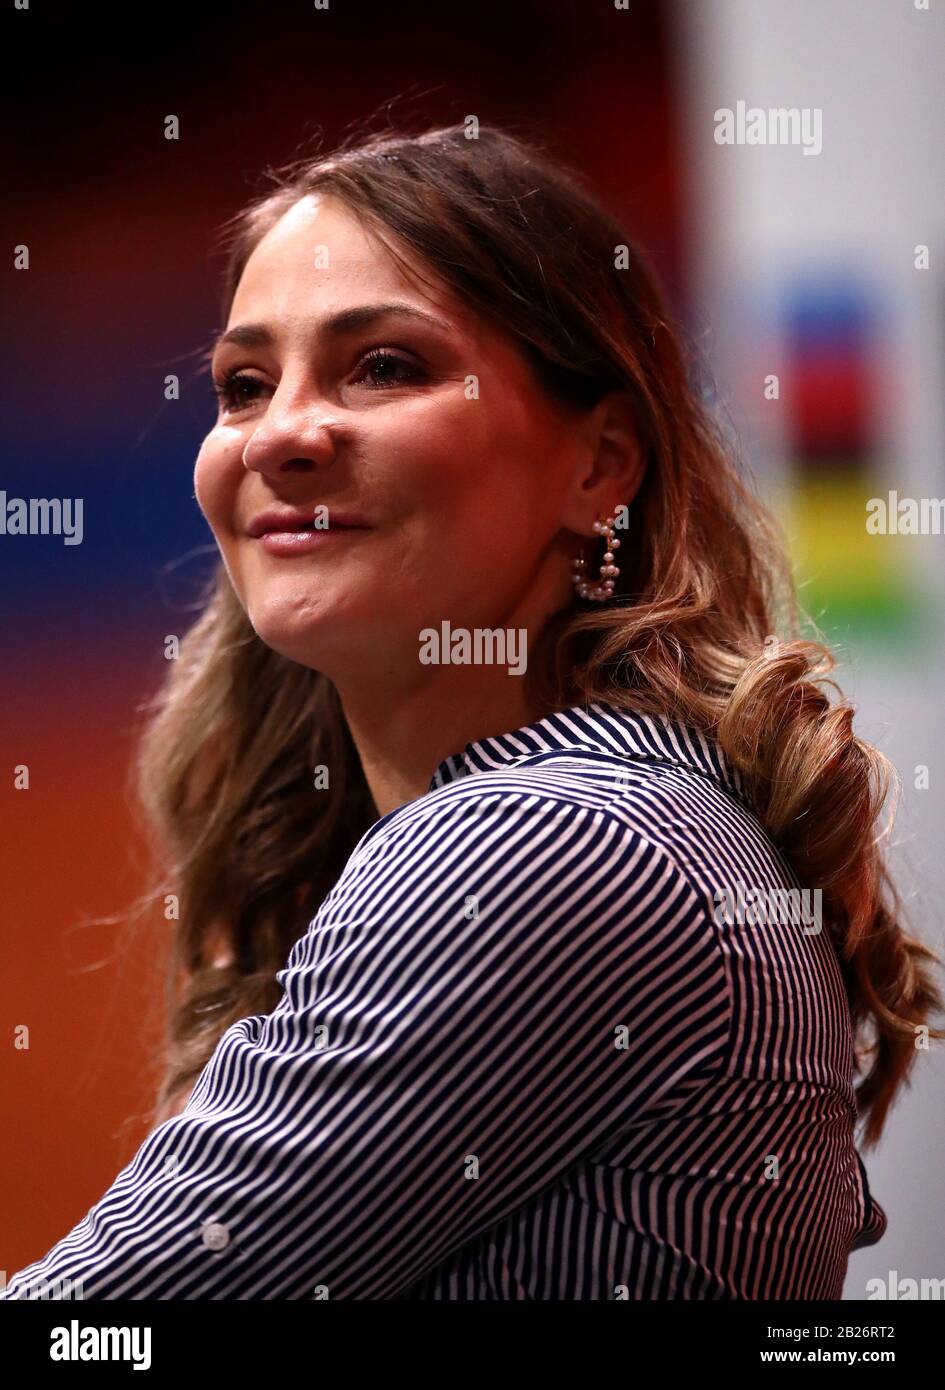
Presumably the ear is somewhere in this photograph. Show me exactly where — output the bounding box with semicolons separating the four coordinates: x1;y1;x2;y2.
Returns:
562;390;646;535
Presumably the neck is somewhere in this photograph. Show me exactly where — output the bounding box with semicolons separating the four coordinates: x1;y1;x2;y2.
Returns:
327;557;574;817
336;665;545;818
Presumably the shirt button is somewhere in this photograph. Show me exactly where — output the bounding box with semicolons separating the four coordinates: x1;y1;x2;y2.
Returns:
202;1222;230;1251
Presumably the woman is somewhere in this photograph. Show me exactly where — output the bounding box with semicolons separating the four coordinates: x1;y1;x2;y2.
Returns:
3;122;941;1300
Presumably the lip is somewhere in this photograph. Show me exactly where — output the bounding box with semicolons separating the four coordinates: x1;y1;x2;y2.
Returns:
246;506;371;538
254;528;370;556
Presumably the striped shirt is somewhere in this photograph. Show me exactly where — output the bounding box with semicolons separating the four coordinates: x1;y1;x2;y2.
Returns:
1;700;886;1300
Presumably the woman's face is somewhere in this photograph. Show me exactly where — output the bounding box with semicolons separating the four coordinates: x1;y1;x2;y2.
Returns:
195;192;602;682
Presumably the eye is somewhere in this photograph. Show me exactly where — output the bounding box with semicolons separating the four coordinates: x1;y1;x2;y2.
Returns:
210;369;268;414
210;348;424;415
352;348;424;390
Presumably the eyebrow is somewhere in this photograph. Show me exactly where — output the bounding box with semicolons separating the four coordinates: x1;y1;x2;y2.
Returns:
211;302;453;356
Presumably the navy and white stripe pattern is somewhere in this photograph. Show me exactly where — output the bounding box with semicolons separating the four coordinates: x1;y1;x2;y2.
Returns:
1;701;886;1299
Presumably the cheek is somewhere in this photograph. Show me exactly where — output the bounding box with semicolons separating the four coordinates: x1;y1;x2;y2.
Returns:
417;398;548;531
193;436;239;530
393;394;529;507
387;413;541;591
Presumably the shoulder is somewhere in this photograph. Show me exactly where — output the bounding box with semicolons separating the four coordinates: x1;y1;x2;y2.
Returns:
357;758;646;853
372;746;746;852
348;758;710;917
304;759;733;1062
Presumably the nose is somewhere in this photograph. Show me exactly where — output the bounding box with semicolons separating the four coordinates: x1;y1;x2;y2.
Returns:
241;379;341;480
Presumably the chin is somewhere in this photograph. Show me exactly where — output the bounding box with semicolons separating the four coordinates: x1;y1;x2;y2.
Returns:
244;591;364;670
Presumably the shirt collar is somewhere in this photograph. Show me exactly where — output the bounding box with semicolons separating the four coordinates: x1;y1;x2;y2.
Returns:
428;699;751;807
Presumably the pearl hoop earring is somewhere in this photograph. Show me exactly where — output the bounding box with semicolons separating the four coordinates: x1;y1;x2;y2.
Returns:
571;514;621;602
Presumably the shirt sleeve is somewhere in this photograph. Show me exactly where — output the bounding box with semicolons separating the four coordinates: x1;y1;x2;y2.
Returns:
0;783;729;1300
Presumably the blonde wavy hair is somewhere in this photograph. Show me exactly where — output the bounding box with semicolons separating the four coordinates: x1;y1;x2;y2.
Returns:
132;120;942;1146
